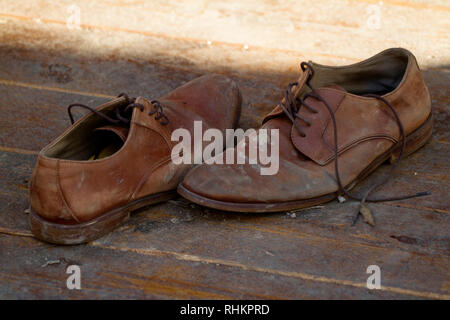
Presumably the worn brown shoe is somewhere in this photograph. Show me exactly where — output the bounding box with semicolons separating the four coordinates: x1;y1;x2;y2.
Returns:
29;74;241;244
178;48;432;217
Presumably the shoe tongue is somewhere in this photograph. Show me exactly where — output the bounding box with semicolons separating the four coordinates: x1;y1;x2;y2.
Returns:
262;83;347;124
93;125;129;142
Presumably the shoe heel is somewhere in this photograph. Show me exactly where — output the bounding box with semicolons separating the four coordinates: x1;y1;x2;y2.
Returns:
390;113;433;163
29;208;130;245
29;190;177;245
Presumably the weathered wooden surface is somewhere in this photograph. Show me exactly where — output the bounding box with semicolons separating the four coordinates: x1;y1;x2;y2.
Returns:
0;0;449;299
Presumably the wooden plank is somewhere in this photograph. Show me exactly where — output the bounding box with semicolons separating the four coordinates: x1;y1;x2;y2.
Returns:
0;84;108;151
0;152;36;232
0;0;448;64
0;235;422;299
1;152;448;299
0;21;287;130
355;136;450;211
1;7;449;88
89;200;450;298
0;17;448;133
0;0;448;300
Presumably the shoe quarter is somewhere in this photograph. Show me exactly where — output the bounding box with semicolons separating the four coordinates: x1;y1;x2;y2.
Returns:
57;122;171;222
320;94;400;165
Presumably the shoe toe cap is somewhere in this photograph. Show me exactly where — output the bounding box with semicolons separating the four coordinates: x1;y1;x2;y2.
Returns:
180;159;337;205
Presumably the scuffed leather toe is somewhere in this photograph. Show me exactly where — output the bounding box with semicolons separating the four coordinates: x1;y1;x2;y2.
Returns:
181;157;336;204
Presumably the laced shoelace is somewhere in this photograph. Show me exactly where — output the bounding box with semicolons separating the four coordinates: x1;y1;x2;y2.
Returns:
67;93;170;126
280;62;429;225
148;100;170;125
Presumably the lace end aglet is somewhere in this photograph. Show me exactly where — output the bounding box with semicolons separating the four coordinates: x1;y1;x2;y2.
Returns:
359;203;375;227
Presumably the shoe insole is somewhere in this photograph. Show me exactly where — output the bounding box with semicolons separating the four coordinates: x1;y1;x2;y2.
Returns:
88;125;128;160
89;143;122;160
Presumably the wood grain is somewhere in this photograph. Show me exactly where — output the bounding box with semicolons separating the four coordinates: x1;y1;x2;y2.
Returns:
0;0;448;299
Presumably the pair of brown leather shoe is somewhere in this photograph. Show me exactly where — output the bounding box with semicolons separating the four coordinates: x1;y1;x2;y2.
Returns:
29;48;432;244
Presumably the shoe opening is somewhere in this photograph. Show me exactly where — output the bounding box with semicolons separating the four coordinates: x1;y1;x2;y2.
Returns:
42;100;130;161
310;48;410;96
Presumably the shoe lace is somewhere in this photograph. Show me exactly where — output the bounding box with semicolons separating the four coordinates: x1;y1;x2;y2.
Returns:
148;100;169;125
67;93;170;126
280;62;429;225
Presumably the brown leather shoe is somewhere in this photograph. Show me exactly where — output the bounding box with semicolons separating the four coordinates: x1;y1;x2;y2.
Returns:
29;74;241;244
178;48;432;215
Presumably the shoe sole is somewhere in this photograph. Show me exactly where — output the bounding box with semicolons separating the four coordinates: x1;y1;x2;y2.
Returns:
29;190;178;245
177;113;433;213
